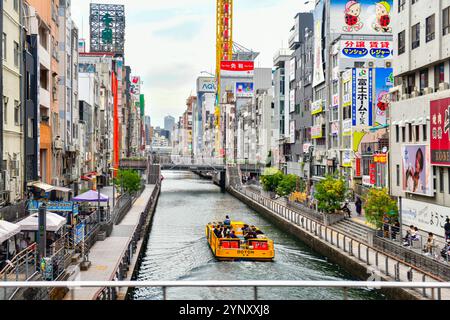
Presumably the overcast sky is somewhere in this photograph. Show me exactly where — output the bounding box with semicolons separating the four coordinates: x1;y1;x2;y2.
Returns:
72;0;314;128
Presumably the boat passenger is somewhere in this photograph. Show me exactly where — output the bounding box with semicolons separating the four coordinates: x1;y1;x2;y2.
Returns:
214;226;222;238
225;229;231;238
219;227;225;238
229;231;238;238
224;216;231;226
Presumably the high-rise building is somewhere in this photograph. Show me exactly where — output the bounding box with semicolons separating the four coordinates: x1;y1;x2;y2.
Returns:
164;115;175;141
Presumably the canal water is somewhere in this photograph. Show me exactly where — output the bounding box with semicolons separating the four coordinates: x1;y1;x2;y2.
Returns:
133;171;384;300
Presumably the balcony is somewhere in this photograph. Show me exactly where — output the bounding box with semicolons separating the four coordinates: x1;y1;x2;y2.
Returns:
39;88;51;109
273;49;293;67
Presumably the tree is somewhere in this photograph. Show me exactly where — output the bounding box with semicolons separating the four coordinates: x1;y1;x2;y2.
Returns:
260;168;283;192
314;175;347;214
276;174;298;197
364;188;398;229
114;169;141;194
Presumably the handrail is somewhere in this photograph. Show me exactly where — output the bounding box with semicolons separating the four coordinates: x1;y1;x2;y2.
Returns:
236;187;445;283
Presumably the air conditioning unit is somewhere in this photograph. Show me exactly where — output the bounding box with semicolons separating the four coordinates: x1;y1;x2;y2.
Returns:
424;87;434;95
53;137;63;150
439;82;450;91
385;61;392;68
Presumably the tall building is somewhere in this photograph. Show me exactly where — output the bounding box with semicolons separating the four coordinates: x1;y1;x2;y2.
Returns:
164;115;175;141
144;116;152;146
389;0;450;235
2;0;23;203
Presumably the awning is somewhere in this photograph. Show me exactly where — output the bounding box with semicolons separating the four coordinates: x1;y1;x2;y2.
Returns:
72;190;109;202
53;186;72;193
16;212;66;232
0;220;20;245
27;181;56;192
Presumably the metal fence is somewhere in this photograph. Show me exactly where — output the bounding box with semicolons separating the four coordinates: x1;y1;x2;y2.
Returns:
1;280;450;301
233;187;447;300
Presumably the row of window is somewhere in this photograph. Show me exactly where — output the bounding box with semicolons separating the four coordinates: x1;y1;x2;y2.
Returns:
398;6;450;54
401;62;448;94
3;99;21;127
394;123;427;143
2;33;21;68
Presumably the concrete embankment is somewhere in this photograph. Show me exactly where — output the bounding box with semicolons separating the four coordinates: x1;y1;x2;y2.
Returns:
228;187;435;300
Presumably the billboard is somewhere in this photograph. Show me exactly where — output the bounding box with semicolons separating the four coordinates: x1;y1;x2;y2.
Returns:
402;199;450;236
312;0;325;87
235;82;254;97
430;97;450;166
330;0;393;35
311;99;324;115
374;68;393;126
289;121;296;144
197;77;216;93
220;61;254;77
130;76;141;98
340;40;393;60
311;125;323;139
90;4;125;54
352;68;373;127
289;89;295;113
402;145;433;197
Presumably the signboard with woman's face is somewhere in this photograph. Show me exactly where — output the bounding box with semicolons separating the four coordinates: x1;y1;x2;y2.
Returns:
402;145;433;197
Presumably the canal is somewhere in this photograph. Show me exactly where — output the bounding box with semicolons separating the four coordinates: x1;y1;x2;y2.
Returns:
133;171;384;300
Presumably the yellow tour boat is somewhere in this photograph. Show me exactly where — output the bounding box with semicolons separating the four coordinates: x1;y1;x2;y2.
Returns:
205;221;274;261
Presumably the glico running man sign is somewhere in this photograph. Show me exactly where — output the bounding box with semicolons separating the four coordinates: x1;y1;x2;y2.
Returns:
430;97;450;166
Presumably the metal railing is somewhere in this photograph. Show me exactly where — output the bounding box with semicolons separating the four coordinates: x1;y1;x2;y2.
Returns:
233;187;447;300
93;181;161;300
1;280;450;300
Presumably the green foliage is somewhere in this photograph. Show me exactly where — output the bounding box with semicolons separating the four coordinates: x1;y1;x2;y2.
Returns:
260;168;283;192
276;174;298;197
314;175;347;214
364;188;398;229
114;169;141;194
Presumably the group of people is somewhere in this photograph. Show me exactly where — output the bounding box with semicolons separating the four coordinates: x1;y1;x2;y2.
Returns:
212;216;265;240
340;197;363;218
403;225;421;247
241;224;264;240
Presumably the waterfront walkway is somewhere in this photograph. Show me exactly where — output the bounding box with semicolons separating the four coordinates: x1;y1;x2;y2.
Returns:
64;185;156;300
233;186;450;300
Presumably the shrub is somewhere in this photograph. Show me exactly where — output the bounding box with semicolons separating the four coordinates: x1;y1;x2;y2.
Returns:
260;168;283;192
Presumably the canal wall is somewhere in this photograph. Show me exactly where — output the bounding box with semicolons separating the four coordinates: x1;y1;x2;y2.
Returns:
228;187;427;300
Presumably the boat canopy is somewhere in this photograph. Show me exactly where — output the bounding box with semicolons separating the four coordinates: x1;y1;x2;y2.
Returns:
0;220;20;244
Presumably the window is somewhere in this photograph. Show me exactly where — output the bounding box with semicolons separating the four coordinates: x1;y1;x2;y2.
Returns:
14;100;20;126
398;0;405;12
444;6;450;36
423;123;427;141
426;15;435;42
395;125;399;142
27;118;33;138
2;33;6;60
412;0;418;3
3;98;7;124
412;23;420;49
14;41;19;67
420;69;428;92
38;27;48;50
354;61;365;68
14;0;19;12
408;123;413;142
402;126;406;142
415;125;419;142
398;30;406;55
440;167;444;193
40;68;49;90
434;63;445;90
396;165;400;186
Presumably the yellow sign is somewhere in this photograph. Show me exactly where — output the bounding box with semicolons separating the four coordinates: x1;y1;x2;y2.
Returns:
374;153;387;163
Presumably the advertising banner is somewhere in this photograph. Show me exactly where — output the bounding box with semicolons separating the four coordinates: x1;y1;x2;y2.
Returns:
289;90;296;113
313;0;325;87
402;145;433;197
352;68;373;127
330;0;393;35
311;99;324;115
130;76;140;98
235;82;254;97
402;198;449;236
342;150;352;167
331;122;339;135
373;153;387;163
311;125;323;139
430;97;450;166
374;68;394;126
220;61;254;77
343;119;352;136
197;77;216;93
289;57;296;82
289;121;296;144
340;40;393;60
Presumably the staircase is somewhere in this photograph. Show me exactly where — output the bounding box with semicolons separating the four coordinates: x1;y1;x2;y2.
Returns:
227;165;242;189
331;219;375;243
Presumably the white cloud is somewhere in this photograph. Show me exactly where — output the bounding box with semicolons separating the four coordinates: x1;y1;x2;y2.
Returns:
72;0;313;127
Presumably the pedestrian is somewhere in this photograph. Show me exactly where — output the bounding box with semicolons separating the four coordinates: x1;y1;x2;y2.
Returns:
444;218;450;240
423;233;435;255
341;202;351;218
355;197;362;216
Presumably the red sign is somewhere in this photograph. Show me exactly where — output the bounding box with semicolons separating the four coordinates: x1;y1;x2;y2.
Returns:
220;61;254;77
369;163;376;185
355;158;361;177
430;98;450;166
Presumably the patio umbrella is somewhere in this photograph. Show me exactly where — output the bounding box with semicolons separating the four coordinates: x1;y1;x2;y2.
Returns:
72;190;109;202
16;212;66;232
0;220;20;245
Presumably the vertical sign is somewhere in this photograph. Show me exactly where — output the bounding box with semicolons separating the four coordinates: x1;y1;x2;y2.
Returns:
352;68;373;127
313;0;325;87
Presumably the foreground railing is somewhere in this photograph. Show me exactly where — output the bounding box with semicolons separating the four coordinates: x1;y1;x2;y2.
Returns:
0;281;449;300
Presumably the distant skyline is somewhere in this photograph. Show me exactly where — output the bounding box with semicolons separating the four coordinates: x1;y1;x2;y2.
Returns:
72;0;314;127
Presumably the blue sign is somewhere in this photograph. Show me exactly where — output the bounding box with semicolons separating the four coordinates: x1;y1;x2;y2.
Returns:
342;48;368;58
74;223;85;245
369;48;391;59
28;200;79;216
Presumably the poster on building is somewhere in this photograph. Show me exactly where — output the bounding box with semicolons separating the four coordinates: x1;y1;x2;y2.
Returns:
312;0;325;87
331;122;339;135
340;40;393;60
430;97;450;166
220;61;254;77
402;145;433;197
289;121;296;144
342;150;352;167
374;68;393;126
402;199;450;237
330;0;393;36
311;99;323;115
289;90;296;113
130;76;141;98
352;68;373;127
289;57;296;82
235;82;254;97
197;78;216;93
311;125;323;139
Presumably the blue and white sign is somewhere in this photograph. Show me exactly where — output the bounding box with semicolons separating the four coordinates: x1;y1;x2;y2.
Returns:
74;223;85;245
352;68;373;127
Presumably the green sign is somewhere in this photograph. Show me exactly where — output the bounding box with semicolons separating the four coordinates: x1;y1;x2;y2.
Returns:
101;13;113;44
